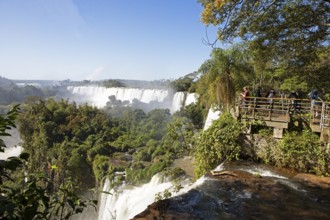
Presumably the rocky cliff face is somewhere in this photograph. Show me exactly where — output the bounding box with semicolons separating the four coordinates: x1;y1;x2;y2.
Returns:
132;168;330;220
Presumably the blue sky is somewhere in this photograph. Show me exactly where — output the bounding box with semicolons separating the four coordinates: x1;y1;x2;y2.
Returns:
0;0;218;81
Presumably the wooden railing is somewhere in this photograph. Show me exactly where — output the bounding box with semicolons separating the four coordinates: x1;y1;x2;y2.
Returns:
320;102;330;130
237;97;330;130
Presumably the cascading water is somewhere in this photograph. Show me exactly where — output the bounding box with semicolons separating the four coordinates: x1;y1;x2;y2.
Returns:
203;107;222;130
67;86;169;108
0;146;22;160
66;86;197;114
0;128;22;160
184;93;198;106
98;173;194;220
170;92;186;113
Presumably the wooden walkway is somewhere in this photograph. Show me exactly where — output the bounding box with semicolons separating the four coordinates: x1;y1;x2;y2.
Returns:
236;97;330;140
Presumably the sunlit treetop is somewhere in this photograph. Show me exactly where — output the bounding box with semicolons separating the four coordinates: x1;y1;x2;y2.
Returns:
199;0;329;42
198;0;330;95
199;0;329;60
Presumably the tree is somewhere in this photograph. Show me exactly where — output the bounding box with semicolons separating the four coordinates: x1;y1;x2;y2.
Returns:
0;105;94;219
170;72;198;92
198;0;330;99
199;0;330;89
197;44;254;109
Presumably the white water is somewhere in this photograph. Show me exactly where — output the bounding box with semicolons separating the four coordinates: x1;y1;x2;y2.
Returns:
170;92;185;113
203;107;222;130
67;86;169;108
67;86;197;114
184;93;198;106
214;161;288;179
241;167;288;179
0;146;23;160
0;128;22;160
98;174;191;220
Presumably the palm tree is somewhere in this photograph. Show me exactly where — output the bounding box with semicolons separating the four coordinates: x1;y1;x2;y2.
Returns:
200;44;254;110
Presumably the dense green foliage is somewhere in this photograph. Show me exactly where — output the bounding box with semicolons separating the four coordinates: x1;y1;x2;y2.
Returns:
199;0;329;71
18;99;107;189
197;0;329;103
17;98;198;190
194;112;243;178
256;130;329;176
1;106;94;219
193;111;329;178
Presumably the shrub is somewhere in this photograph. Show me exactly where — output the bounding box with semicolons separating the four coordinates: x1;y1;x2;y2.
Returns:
273;130;329;175
194;112;243;178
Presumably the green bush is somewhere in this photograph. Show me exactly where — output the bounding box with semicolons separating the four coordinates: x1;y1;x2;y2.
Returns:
271;130;329;175
254;129;329;176
133;148;151;162
194;112;243;178
92;155;110;183
126;160;167;184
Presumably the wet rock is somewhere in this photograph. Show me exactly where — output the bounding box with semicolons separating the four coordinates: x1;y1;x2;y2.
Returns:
293;173;330;189
132;170;330;220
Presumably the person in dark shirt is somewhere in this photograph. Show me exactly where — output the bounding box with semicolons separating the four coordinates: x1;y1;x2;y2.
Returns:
308;89;320;117
255;86;261;98
288;91;298;112
266;88;276;107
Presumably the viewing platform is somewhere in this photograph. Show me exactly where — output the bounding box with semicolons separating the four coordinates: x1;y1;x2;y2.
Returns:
236;97;330;141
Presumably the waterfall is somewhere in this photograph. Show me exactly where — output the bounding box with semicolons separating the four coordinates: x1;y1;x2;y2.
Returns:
0;146;22;160
98;173;194;220
67;86;169;108
203;107;222;130
170;92;186;113
0;128;22;160
66;86;198;113
184;93;198;106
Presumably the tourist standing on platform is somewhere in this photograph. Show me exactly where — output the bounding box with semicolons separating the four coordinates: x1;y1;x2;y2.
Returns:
266;88;276;106
241;86;250;112
295;89;302;111
254;86;262;108
309;89;320;117
288;91;298;112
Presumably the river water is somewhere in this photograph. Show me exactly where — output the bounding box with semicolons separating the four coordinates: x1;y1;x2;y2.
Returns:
134;160;330;219
97;159;330;220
